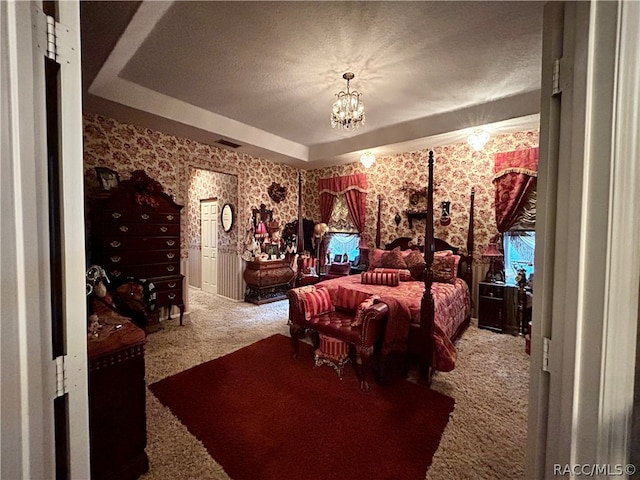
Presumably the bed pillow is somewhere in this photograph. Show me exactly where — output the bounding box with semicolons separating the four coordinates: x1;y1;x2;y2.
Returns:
373;268;413;282
431;255;457;284
351;295;381;327
435;249;453;257
404;250;426;280
380;247;408;269
368;248;388;270
335;286;373;312
451;254;461;278
361;271;400;286
299;286;335;320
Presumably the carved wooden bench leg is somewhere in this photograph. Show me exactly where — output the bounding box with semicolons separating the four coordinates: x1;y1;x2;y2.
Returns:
354;345;374;392
289;324;305;359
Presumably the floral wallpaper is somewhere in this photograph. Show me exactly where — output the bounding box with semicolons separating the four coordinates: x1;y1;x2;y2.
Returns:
305;130;539;263
83;113;302;259
187;167;238;254
83;112;537;267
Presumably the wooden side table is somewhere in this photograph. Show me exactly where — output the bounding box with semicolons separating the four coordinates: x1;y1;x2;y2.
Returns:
88;315;148;480
478;281;505;332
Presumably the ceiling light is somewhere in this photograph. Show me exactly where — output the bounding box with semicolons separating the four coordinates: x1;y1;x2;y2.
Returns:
331;72;365;130
359;151;376;168
467;128;490;151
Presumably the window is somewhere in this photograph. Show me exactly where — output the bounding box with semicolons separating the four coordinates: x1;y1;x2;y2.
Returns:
326;233;360;264
503;231;535;286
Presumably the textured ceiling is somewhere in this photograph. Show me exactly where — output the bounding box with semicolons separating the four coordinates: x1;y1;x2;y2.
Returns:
82;1;545;168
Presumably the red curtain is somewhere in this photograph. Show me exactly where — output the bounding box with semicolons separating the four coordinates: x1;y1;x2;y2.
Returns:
318;173;367;233
493;148;538;232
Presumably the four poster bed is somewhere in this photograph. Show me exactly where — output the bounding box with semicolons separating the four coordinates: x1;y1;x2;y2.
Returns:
289;150;475;385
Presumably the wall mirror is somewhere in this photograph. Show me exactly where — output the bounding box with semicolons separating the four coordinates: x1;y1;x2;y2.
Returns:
221;203;234;232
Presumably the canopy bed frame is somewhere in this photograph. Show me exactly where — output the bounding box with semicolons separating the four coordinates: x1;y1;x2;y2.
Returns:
290;151;475;386
375;150;475;383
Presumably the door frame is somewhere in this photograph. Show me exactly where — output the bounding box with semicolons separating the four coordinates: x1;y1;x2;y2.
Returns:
1;1;89;478
528;1;640;476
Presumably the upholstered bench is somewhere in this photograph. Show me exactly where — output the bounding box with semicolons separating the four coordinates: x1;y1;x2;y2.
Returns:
287;285;389;391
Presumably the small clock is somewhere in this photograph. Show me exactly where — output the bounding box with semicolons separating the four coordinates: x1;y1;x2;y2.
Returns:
221;203;234;232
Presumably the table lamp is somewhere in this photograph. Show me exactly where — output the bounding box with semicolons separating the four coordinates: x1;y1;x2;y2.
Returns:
483;242;504;282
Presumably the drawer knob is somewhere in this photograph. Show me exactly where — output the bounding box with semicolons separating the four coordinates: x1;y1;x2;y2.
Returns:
111;212;121;219
160;226;168;233
141;214;150;220
110;241;121;248
168;293;176;300
167;252;175;259
110;256;121;263
166;240;175;246
167;265;175;272
166;215;174;221
168;282;177;288
112;270;121;277
119;226;129;232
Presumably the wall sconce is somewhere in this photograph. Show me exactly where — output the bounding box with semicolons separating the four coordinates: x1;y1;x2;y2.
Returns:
440;201;451;226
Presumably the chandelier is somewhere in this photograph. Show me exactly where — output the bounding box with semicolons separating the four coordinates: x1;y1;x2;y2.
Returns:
467;128;490;151
331;72;365;130
359;151;376;168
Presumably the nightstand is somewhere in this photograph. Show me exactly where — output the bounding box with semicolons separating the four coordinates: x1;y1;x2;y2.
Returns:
478;282;505;332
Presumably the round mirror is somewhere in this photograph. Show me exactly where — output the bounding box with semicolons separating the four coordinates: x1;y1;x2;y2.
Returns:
221;203;234;232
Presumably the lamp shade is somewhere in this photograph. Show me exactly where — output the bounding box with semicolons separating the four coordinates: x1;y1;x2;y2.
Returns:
482;242;503;257
256;221;268;236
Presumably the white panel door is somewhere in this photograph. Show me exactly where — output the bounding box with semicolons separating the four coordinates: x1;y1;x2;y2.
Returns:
201;200;218;294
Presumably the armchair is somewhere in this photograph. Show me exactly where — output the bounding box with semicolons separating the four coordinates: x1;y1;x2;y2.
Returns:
287;285;389;391
294;255;321;287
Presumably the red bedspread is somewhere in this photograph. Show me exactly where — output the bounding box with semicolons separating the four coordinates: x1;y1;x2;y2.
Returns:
318;275;471;370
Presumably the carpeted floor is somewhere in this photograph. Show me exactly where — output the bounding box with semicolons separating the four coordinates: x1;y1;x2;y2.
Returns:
141;287;530;480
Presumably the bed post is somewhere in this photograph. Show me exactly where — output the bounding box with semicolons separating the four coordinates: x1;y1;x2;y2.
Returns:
375;195;382;249
419;150;435;385
466;187;475;289
297;172;304;253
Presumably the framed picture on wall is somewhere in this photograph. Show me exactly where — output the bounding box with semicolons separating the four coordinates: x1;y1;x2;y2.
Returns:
95;167;120;191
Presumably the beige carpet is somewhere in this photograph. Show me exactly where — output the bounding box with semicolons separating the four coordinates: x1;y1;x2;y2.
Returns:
141;287;529;480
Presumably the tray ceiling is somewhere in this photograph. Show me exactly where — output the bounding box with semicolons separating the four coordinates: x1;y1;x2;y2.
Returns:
82;1;544;168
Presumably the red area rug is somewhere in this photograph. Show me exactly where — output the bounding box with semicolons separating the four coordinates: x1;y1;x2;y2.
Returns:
149;334;455;480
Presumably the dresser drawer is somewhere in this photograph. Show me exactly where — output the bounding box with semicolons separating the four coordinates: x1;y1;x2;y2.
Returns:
101;236;179;252
102;210;179;224
155;289;183;305
103;249;178;267
151;276;184;293
102;223;179;237
108;262;180;280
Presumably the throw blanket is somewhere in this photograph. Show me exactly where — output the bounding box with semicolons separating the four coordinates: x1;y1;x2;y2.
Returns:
376;296;457;378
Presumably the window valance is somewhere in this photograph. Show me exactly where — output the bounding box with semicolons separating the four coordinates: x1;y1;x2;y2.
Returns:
493;148;538;233
318;173;367;235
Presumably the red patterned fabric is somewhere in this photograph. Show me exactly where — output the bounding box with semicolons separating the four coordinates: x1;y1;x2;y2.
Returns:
368;248;387;270
318;334;349;360
494;148;538;232
318;173;367;233
374;268;412;282
380;247;408;269
361;271;399;286
351;296;380;327
300;287;335;320
335;286;373;311
317;275;470;371
431;256;456;284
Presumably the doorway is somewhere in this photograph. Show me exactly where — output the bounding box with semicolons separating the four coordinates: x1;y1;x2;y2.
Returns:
201;199;218;295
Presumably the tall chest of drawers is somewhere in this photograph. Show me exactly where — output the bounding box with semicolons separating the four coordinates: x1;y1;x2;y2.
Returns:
92;177;185;325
